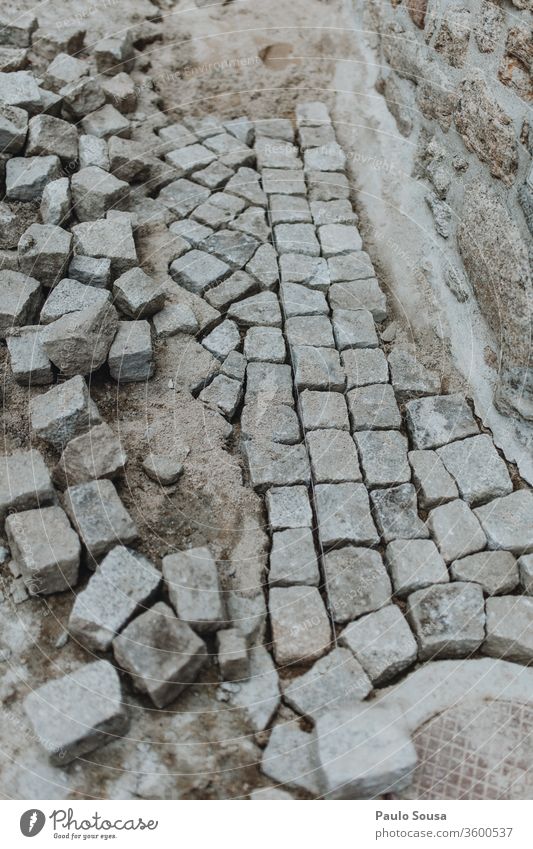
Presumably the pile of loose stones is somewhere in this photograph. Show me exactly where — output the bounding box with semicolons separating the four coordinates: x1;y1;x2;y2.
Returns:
1;9;533;800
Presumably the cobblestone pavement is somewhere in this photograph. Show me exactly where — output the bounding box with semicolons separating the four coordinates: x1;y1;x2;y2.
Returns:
1;7;533;800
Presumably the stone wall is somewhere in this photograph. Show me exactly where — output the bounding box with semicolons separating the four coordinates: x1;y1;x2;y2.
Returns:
364;0;533;419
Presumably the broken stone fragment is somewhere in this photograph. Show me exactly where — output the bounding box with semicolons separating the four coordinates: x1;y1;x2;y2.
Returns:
142;453;185;485
54;423;127;488
113;601;207;708
0;448;55;521
6;155;62;201
0;270;40;338
41;299;119;376
216;628;249;680
112;267;165;318
71;166;129;222
6;325;53;385
108;320;154;382
313;702;417;799
23;659;129;764
18;223;72;287
64;478;138;560
162;546;226;633
29;375;102;449
6;505;80;594
68;545;161;652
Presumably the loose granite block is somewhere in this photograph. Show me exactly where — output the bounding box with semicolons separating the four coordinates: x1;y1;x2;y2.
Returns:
323;546;391;623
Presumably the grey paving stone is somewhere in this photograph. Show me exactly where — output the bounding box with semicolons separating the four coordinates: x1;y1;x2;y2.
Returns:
163;546;225;633
255;118;295;142
165;142;215;176
324;545;391;623
519;554;533;595
318;224;362;257
203;271;256;310
113;601;207;708
0;69;41;111
407;582;486;660
101;72;137;113
328;251;375;282
199;374;243;419
0;104;28;153
451;550;518;595
279;253;330;290
293;345;345;391
0;448;54;521
315;483;379;548
40;177;71;227
280;282;328;316
245;443;310;491
6;505;80;595
157;122;196;152
347;383;402;431
307;429;362;483
261;723;322;796
255;137;301;169
203;229;259;269
270;585;331;664
405;393;479;450
300;389;349;431
474;491;533;555
329;279;387;321
245;361;294;406
60;76;106;120
23;660;128;764
68;546;160;651
64;478;137;560
40;278;110;324
26;114;78;163
158;177;210;217
18;223;72;287
6;155;62;201
386;538;449;597
220;350;246;381
371;484;429;543
169;219;213;247
269;528;320;586
216;628;249;680
0;270;40;338
266;485;312;529
225;645;280;731
71;165;129;222
29;375;101;449
142;453;185;486
437;434;513;506
333;308;378;350
340;605;418;684
6;325;52;385
245;243;278;290
72;219;138;276
356;430;410;488
93;32;134;75
227;291;282;327
274;223;320;256
206;131;254;160
202;319;240;360
304;143;346;173
408;449;459;510
283;647;372;720
54;422;126;488
225;166;266;207
270;194;312;225
78;133;109;170
183;115;222;139
286;315;335;349
483;596;533;664
343;348;389;389
81;104;130;139
170;249;230;295
388;348;441;401
68;255;111;289
261;168;306;196
310;199;357;226
241;402;300;445
224;117;254;145
192;195;245;230
153;302;198;337
243;326;285;362
0;13;37;48
313;702;417;799
108;320;154;383
192;159;234;189
229;207;270;242
428;499;487;562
